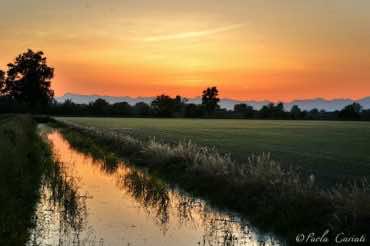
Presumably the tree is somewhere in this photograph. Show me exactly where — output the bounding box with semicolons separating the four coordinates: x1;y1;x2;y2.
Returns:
0;70;5;94
234;103;254;118
4;49;54;108
173;95;187;116
202;86;220;114
185;103;204;118
307;108;320;120
275;102;284;112
258;102;286;119
89;98;110;115
60;99;78;115
339;103;362;120
290;105;302;119
259;104;271;118
152;95;185;117
112;101;132;115
133;102;151;116
273;102;286;119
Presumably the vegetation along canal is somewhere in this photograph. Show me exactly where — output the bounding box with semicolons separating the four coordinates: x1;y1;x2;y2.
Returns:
27;127;282;246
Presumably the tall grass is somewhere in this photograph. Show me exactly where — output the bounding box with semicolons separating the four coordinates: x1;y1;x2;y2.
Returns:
56;120;370;241
0;115;53;245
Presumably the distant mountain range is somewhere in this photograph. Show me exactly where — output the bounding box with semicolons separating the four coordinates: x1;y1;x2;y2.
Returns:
56;93;370;111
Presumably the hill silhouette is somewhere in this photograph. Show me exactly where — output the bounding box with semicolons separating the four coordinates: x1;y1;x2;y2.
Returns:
56;93;370;111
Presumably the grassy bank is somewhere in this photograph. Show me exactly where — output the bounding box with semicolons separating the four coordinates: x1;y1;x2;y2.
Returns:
55;119;370;243
0;115;53;245
56;117;370;183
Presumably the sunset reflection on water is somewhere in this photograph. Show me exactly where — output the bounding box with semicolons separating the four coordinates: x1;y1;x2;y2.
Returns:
28;130;281;246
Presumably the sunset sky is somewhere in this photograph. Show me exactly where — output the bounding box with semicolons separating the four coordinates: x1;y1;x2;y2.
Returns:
1;0;370;101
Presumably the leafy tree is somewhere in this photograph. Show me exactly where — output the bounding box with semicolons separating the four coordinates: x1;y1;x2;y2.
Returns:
272;102;286;119
133;102;151;116
202;86;220;114
4;49;54;108
339;103;362;120
112;101;132;115
259;105;271;118
151;95;186;117
185;103;204;118
173;95;187;116
290;105;302;119
59;99;78;115
259;103;274;118
0;70;5;94
258;102;286;119
275;102;284;112
234;103;254;118
89;98;110;115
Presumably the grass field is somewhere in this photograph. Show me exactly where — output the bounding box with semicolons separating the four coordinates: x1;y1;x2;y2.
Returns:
57;117;370;182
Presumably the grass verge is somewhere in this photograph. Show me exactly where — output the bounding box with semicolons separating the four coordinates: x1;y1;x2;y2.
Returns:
0;115;54;245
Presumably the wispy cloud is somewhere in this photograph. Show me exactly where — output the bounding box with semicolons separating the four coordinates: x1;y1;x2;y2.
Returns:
140;24;244;42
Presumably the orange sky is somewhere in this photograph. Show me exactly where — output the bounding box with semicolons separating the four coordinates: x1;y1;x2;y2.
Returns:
1;0;370;101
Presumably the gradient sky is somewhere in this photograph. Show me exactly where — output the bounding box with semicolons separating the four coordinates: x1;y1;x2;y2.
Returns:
1;0;370;101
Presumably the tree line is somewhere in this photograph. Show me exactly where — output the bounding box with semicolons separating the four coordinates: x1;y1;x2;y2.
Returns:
42;97;369;121
1;49;370;121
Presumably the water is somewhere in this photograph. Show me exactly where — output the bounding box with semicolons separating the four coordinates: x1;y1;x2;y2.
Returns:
28;130;282;246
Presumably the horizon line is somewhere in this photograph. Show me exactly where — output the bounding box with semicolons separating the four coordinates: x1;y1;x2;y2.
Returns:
56;92;370;104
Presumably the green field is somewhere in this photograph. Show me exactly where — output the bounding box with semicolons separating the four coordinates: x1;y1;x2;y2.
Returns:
57;117;370;182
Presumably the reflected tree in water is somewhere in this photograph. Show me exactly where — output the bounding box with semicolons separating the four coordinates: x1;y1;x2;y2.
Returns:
120;169;274;245
28;159;88;246
121;169;170;232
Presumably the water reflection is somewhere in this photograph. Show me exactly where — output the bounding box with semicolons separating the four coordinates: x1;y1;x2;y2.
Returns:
28;130;282;246
122;170;171;231
27;151;88;245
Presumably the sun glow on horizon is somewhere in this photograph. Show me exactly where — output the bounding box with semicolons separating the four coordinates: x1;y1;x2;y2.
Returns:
1;0;370;101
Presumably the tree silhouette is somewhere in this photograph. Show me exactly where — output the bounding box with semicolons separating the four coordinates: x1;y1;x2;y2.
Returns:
185;103;203;117
173;95;187;116
89;98;110;115
59;99;78;115
4;49;54;108
275;102;284;112
133;102;152;116
290;105;302;119
112;101;132;115
339;102;362;120
202;86;220;114
234;103;254;118
0;70;5;94
258;102;287;119
259;104;270;118
272;102;285;119
151;95;186;117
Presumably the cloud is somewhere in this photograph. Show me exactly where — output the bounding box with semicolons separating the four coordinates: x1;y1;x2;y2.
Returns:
140;24;244;42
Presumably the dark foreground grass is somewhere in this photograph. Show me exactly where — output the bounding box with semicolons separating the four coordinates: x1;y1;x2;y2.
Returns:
0;115;54;245
56;117;370;184
55;120;370;244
